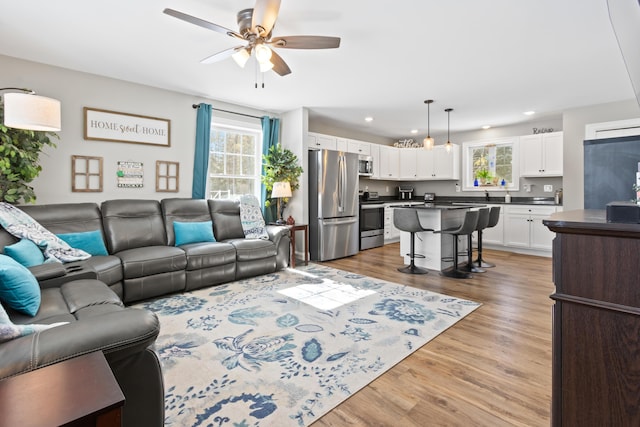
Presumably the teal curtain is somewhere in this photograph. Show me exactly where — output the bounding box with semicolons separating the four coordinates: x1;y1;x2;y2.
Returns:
261;116;280;223
192;103;212;199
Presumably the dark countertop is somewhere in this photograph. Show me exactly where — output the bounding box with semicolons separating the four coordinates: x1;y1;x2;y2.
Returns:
360;196;560;206
395;203;485;210
543;209;640;238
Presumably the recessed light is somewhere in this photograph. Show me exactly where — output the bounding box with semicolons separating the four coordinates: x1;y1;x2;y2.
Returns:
364;117;373;122
410;129;418;134
482;125;491;130
523;111;535;116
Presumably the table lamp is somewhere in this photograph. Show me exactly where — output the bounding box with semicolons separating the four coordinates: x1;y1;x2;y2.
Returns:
272;181;292;224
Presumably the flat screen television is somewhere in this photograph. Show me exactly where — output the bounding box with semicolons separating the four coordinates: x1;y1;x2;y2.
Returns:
584;135;640;208
608;0;640;109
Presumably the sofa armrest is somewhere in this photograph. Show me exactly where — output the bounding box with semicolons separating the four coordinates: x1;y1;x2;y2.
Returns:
265;224;290;246
0;308;160;380
29;263;66;282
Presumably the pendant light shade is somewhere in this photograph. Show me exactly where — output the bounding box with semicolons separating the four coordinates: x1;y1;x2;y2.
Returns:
423;99;434;150
1;89;61;131
444;108;453;153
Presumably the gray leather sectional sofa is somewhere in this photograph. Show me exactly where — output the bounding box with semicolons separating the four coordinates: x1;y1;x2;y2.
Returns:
0;198;291;427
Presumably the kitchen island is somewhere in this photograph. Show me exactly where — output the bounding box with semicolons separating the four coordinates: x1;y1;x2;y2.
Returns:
397;203;480;271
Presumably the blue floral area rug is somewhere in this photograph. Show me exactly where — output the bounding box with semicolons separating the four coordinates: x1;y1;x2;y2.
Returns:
136;264;480;427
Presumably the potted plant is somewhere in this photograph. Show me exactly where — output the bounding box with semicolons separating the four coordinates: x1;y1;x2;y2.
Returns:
475;168;493;186
261;143;303;220
0;104;58;204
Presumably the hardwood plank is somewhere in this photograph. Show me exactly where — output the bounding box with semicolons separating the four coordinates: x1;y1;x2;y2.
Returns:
311;244;552;427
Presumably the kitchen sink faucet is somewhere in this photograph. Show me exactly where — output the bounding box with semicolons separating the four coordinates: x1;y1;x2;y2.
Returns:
484;190;490;201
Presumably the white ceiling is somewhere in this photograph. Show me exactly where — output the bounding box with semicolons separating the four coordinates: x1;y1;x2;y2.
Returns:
0;0;634;139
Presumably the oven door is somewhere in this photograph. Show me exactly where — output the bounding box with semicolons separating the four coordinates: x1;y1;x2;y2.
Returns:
360;204;385;231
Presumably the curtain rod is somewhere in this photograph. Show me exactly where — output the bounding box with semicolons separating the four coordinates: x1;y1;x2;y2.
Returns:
192;104;262;120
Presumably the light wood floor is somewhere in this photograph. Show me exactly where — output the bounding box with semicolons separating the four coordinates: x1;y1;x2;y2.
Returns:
311;243;553;427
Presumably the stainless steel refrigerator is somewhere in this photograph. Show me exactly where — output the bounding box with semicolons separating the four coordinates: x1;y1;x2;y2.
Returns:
309;149;359;261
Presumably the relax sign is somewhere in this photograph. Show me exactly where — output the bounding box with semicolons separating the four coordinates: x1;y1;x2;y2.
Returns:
84;107;171;146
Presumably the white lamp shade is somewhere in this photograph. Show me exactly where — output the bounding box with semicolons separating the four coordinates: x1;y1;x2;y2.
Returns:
3;92;61;131
423;136;434;150
272;181;292;198
255;44;273;63
232;48;251;68
259;60;274;73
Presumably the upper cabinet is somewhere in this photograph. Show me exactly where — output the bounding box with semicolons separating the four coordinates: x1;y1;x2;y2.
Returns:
307;132;337;151
378;145;400;179
519;131;563;177
346;139;371;156
398;146;460;180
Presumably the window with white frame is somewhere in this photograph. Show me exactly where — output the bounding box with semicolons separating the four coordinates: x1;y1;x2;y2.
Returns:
462;137;519;191
207;120;262;200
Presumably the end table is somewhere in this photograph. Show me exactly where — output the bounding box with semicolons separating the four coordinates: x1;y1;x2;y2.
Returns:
286;223;309;268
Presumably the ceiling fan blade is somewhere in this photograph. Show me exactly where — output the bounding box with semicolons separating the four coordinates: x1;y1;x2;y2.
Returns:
200;46;243;64
270;35;341;49
163;8;243;40
270;50;291;76
251;0;281;36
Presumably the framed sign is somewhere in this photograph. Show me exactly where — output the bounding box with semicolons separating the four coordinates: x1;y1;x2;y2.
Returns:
117;161;144;188
84;107;170;146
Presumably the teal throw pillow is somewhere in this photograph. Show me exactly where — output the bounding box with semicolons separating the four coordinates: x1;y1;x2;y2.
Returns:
174;221;216;246
4;239;45;267
56;230;108;256
0;254;41;316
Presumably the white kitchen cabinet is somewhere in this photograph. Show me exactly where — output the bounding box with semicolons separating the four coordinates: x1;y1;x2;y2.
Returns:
378;145;400;179
481;204;504;245
399;149;420;179
397;145;460;180
519;131;563;177
307;132;337;151
384;204;399;242
336;137;348;152
347;139;371;156
504;205;557;251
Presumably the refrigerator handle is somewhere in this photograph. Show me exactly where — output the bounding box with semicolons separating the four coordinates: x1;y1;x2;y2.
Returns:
338;154;345;212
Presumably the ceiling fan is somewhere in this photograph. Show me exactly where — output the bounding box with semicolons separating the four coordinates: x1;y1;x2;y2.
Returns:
163;0;341;76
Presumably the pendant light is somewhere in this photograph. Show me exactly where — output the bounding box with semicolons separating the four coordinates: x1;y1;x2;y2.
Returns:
423;99;434;150
444;108;453;153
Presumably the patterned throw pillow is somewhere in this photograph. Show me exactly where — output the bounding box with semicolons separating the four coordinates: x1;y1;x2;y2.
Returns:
239;195;270;240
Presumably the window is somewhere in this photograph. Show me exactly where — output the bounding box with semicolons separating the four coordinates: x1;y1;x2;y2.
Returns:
462;137;519;191
207;120;262;200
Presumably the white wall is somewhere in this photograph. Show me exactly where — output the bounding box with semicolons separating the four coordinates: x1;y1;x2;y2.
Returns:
1;54;277;205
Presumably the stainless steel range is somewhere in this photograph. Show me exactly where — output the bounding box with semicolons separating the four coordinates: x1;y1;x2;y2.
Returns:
359;191;385;250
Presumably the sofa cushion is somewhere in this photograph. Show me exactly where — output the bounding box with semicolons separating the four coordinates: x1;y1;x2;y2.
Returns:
0;303;66;344
117;246;187;279
228;239;277;262
57;230;109;256
161;198;214;245
208;199;246;241
174;221;215;246
181;242;236;270
4;239;44;267
0;255;40;316
78;255;123;285
101;200;167;253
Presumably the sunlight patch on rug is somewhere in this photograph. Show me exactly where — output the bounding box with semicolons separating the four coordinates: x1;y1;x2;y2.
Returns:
137;264;481;427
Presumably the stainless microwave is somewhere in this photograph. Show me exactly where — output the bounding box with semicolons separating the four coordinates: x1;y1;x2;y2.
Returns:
358;155;373;176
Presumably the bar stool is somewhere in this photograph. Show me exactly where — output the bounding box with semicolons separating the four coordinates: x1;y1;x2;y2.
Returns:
462;208;490;273
436;210;479;279
394;207;433;274
473;206;501;268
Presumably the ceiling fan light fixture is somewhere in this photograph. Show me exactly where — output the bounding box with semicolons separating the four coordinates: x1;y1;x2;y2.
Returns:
259;60;274;73
255;43;272;63
232;48;251;68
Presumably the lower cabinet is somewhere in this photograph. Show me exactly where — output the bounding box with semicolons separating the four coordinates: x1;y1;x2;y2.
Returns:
384;205;399;242
504;205;559;251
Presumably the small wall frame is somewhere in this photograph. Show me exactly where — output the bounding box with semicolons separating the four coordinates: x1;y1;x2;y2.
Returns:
72;155;103;192
156;160;179;192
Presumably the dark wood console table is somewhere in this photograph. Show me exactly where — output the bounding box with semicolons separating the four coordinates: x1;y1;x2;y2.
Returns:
544;210;640;426
0;351;124;427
